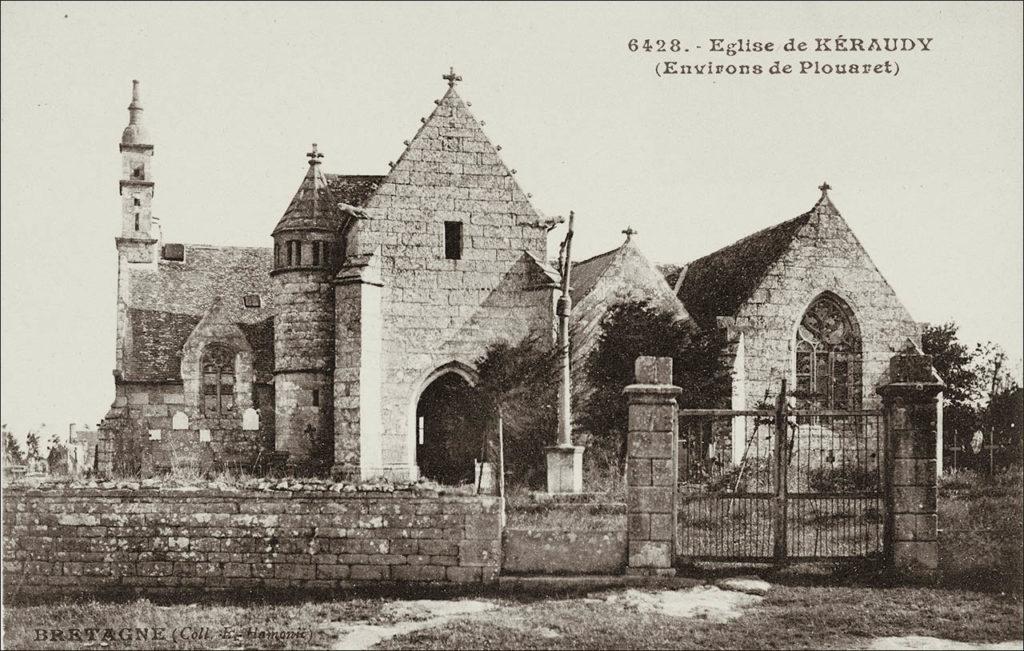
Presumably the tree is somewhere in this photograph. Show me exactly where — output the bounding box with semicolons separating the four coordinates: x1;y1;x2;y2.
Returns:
2;425;26;466
473;334;560;488
922;322;983;460
47;441;71;475
25;429;42;463
580;299;729;467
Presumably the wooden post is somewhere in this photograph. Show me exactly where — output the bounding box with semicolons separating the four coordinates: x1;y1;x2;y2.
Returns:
773;380;788;563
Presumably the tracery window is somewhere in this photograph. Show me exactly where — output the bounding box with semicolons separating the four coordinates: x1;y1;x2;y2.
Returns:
795;294;861;410
201;344;236;415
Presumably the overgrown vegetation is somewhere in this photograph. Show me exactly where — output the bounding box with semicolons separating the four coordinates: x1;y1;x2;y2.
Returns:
923;322;1022;471
580;299;729;468
473;334;561;489
938;464;1023;594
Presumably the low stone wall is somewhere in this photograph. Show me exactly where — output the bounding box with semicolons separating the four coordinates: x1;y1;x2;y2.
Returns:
503;530;626;575
2;488;501;598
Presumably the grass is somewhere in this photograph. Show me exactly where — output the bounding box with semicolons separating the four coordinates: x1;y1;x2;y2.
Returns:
380;584;1022;649
938;464;1023;594
1;596;388;649
4;582;1021;650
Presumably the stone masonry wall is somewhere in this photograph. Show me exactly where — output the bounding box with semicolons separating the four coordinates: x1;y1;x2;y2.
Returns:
735;201;920;411
98;382;271;475
354;87;556;474
273;268;335;464
2;489;501;598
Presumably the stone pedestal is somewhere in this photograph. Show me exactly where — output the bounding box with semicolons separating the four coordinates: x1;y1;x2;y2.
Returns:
623;356;680;576
878;343;944;579
545;445;584;494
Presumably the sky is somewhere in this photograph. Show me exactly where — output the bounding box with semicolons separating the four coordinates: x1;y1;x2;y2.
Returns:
2;1;1022;440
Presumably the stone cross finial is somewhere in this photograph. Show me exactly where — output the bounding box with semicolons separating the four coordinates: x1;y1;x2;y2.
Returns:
819;181;831;196
307;143;323;165
622;226;637;241
443;66;463;88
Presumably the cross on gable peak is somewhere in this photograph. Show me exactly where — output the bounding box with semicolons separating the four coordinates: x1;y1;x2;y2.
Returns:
819;181;832;196
622;226;637;241
307;143;324;165
443;66;463;88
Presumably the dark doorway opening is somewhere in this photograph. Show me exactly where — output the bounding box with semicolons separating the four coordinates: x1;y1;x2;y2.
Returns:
415;372;488;486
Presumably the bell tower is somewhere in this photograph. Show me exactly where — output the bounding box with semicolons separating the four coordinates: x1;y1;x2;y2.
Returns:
116;79;158;263
114;80;160;377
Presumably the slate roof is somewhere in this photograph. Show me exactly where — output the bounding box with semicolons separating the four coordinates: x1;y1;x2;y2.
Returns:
671;212;811;330
124;244;275;383
325;174;384;207
273;161;344;235
569;246;621;305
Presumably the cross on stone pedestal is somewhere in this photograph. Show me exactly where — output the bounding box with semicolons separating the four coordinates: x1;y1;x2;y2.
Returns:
818;181;831;196
307;143;323;164
443;67;462;88
622;226;637;241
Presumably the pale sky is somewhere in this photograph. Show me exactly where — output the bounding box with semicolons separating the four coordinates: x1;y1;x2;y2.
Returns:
2;1;1022;439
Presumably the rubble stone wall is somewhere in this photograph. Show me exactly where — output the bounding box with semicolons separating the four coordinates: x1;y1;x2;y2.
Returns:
2;489;502;598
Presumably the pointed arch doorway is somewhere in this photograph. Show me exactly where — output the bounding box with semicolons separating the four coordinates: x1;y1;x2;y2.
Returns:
414;366;490;486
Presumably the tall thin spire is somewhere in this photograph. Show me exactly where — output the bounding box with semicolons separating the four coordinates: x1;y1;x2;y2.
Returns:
121;80;150;146
128;80;143;125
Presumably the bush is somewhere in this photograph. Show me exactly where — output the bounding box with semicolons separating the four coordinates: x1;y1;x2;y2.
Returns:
580;299;729;470
474;334;560;490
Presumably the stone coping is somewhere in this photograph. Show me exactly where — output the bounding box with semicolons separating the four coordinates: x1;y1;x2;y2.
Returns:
1;487;490;500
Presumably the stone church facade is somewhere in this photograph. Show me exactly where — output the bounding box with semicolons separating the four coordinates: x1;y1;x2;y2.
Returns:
100;75;560;481
98;75;927;481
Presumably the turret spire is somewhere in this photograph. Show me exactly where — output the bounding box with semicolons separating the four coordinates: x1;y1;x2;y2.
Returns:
128;79;143;124
121;80;150;146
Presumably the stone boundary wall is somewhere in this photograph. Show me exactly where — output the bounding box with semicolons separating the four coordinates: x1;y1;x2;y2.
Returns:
503;529;626;575
2;489;501;598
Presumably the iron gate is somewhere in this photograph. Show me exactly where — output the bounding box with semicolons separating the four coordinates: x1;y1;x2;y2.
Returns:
676;386;885;563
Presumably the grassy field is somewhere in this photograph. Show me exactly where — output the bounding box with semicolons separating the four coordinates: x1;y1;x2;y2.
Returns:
3;582;1021;650
938;465;1023;594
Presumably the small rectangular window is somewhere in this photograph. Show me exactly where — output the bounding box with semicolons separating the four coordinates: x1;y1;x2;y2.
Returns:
134;214;140;231
243;294;261;308
133;197;141;206
312;389;320;407
312;241;322;266
444;221;463;260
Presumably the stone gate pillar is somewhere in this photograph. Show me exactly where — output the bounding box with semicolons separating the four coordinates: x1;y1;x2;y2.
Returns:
623;356;680;576
878;344;944;579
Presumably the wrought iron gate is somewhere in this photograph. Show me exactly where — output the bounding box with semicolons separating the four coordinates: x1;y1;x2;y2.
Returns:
676;384;885;563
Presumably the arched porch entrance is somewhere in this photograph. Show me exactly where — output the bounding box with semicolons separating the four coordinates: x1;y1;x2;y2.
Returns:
414;368;489;486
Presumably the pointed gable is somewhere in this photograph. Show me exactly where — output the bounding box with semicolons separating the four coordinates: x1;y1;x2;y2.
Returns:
359;83;554;256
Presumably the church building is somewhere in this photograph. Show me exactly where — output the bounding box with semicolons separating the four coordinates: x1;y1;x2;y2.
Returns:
98;73;931;482
101;73;561;482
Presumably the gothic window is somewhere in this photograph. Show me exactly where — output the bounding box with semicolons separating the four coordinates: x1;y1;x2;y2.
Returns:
795;294;861;410
201;344;236;416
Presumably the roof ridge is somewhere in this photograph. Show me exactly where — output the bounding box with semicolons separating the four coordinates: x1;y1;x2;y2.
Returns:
573;244;623;268
684;211;810;267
